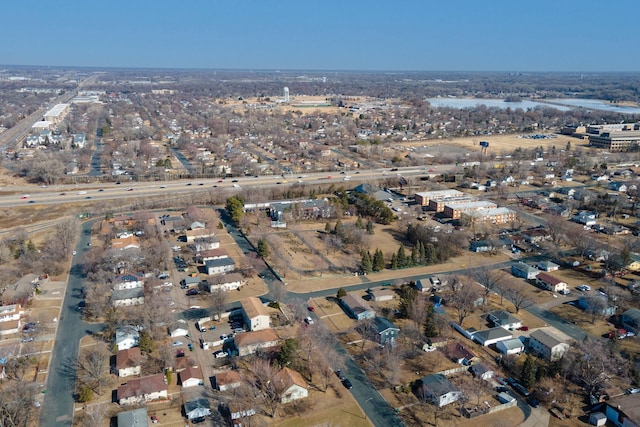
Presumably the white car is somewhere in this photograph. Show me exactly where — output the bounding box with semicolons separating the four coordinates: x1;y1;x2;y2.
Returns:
72;250;77;256
304;317;314;325
172;341;183;347
214;350;228;358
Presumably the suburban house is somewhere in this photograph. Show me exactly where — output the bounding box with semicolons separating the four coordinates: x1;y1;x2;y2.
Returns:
445;342;478;366
205;273;245;292
496;338;525;355
470;363;494;380
536;260;559;272
578;295;616;317
169;320;189;337
0;304;22;336
185;228;215;243
234;329;280;357
111;235;141;250
418;374;463;407
116;408;148;427
339;294;375;320
487;310;523;330
116;347;142;377
179;366;203;388
469;240;495;253
621;308;640;335
274;367;308;403
593;393;640;427
205;257;236;275
528;329;570;362
192;236;220;251
184;398;211;423
367;287;394;302
373;316;400;346
240;297;270;331
472;327;513;346
521;228;551;244
112;288;145;307
572;211;597;226
115;326;140;351
198;248;229;263
117;374;168;405
535;272;568;293
511;262;540;280
112;273;144;291
214;370;242;391
181;276;200;289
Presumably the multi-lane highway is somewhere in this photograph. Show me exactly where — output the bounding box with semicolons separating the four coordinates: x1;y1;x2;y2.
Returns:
0;166;440;208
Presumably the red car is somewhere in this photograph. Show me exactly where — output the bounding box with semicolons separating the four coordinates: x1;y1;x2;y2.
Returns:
308;306;315;312
517;326;529;331
150;415;159;424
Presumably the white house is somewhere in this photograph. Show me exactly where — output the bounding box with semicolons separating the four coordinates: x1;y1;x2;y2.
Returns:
470;363;494;380
179;366;203;388
112;273;144;291
117;374;168;405
116;347;142;377
215;370;242;391
536;261;559;272
112;288;145;307
496;338;525;355
419;374;462;407
487;310;523;330
535;272;568;293
528;329;570;362
205;273;245;292
472;327;513;346
511;262;540;280
169;320;189;337
0;304;23;322
240;297;270;331
115;326;140;351
275;367;308;403
205;258;236;275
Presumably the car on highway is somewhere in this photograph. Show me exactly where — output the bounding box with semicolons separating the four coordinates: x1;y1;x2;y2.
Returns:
233;184;240;188
59;192;66;195
21;194;30;199
126;187;134;191
342;378;353;389
28;200;35;204
160;185;167;188
186;183;192;186
98;189;104;192
231;179;238;183
85;196;92;199
577;284;591;292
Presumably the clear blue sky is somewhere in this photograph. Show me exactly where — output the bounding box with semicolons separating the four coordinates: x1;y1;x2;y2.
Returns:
2;0;638;72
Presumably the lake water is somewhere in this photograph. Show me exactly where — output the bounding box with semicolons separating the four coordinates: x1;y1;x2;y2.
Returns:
427;98;640;115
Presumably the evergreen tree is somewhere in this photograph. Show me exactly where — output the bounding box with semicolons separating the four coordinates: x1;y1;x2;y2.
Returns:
425;243;437;264
225;196;245;224
410;245;418;267
337;288;347;299
390;253;399;269
373;248;385;271
325;222;332;233
417;241;426;264
424;305;438;338
279;338;299;367
355;216;364;229
520;354;536;390
397;246;407;268
398;284;417;318
334;219;344;236
361;250;373;274
366;219;374;234
257;238;270;258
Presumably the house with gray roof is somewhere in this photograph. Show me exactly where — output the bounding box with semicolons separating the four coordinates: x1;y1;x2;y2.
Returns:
511;262;540;279
528;329;570;361
117;407;148;427
622;308;640;335
417;374;462;407
339;294;375;320
487;310;522;330
184;398;211;422
472;327;513;346
496;338;525;355
374;317;399;346
205;257;236;275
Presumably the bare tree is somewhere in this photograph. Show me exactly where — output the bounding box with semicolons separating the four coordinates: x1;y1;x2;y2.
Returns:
0;380;38;427
209;287;228;320
506;282;533;314
449;277;481;326
245;358;286;418
76;343;111;395
476;266;503;305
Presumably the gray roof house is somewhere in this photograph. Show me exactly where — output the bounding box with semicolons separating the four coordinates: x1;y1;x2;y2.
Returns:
470;363;494;380
528;329;570;362
418;374;463;407
205;257;236;275
496;338;525;355
472;327;513;346
487;310;522;330
511;262;540;279
339;294;375;320
184;398;211;421
374;317;400;346
622;308;640;335
536;260;559;272
117;407;148;427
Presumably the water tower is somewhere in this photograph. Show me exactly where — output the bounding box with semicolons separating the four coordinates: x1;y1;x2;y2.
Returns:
283;87;290;103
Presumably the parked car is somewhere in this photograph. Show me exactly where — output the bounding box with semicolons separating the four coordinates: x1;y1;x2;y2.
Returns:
626;388;640;394
527;397;540;407
21;337;34;343
172;341;183;347
214;350;228;358
512;383;530;397
304;317;314;325
335;369;345;380
577;284;591;292
308;306;315;312
558;289;570;295
342;378;353;389
208;326;216;330
517;326;529;331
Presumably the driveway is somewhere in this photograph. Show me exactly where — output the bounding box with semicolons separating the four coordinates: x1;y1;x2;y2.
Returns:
40;221;104;427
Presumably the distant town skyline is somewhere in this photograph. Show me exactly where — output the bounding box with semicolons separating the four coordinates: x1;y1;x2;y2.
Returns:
1;0;639;72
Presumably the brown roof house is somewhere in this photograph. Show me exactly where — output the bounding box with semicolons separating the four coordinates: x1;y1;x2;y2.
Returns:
240;297;270;331
535;272;568;293
234;329;280;357
111;235;141;251
179;366;204;388
445;342;479;366
116;347;142;377
117;373;168;405
274;367;308;403
215;370;242;391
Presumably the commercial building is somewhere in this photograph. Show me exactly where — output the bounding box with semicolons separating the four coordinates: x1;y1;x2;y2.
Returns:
414;190;465;208
443;201;497;219
43;103;69;124
588;123;640;152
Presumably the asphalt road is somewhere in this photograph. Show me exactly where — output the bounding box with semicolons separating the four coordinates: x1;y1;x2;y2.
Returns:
40;221;104;427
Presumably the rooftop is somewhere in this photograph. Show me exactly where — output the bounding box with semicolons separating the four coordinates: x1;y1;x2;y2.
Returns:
234;328;279;348
240;296;269;319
